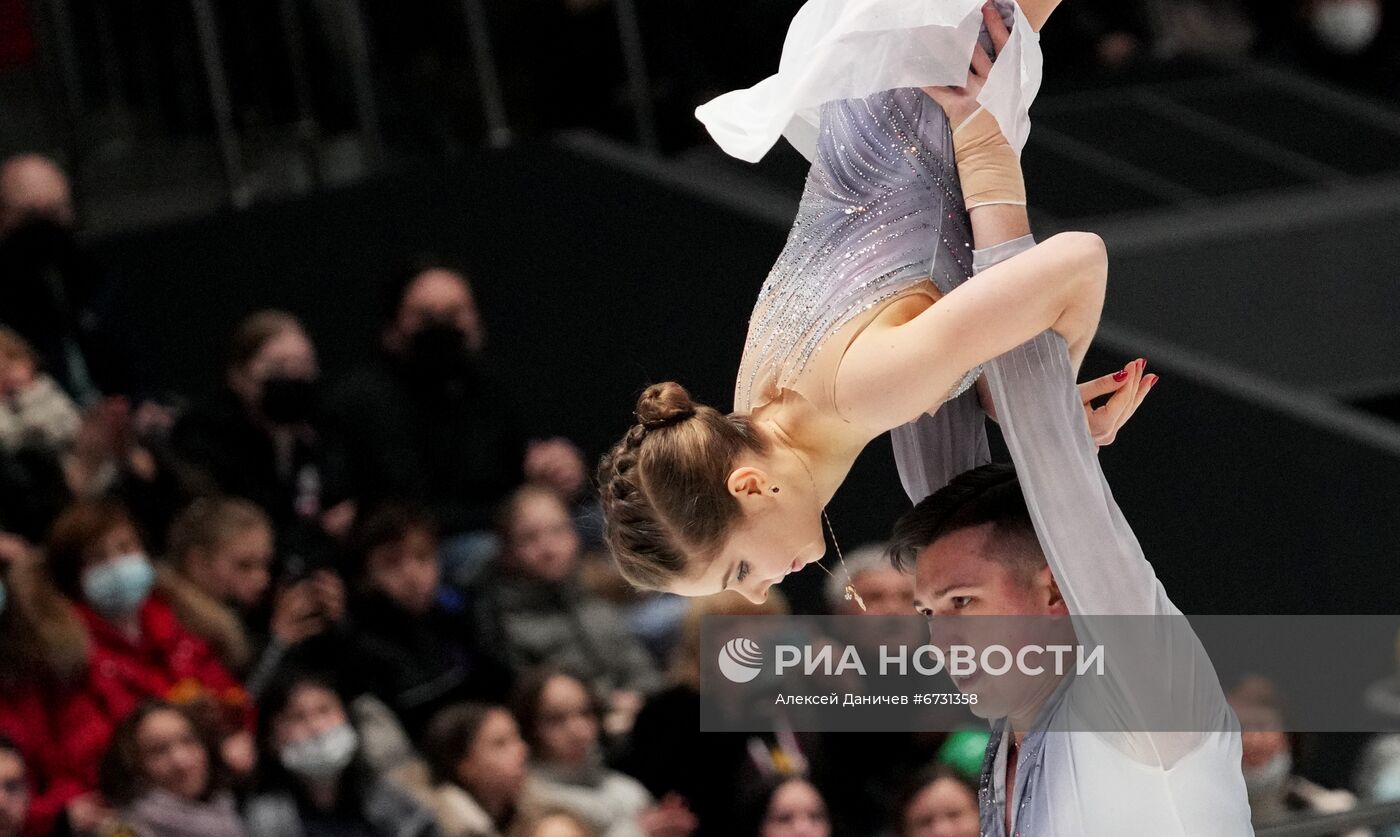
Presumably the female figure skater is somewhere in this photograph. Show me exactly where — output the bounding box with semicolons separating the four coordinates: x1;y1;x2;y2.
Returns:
598;0;1154;603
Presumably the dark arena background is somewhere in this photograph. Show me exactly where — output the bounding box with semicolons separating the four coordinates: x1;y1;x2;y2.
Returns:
1;1;1399;836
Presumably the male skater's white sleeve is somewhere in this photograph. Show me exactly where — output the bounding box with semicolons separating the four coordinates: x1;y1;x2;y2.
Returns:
970;235;1253;835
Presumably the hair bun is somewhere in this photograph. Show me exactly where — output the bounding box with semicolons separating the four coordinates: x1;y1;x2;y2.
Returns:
635;382;697;431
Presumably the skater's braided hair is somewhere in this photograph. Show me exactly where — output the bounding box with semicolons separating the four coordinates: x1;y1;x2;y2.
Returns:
597;381;769;591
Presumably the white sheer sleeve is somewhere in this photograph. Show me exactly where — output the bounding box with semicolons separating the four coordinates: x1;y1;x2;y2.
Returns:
973;237;1237;764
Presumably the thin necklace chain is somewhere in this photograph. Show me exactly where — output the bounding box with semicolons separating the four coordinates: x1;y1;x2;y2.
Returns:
791;447;866;612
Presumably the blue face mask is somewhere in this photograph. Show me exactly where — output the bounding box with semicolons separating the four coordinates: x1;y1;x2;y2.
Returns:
82;553;154;618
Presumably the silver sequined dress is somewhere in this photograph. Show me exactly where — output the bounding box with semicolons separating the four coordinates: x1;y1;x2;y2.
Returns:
732;87;980;416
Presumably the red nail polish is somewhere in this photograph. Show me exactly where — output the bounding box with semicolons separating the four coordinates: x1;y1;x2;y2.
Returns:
1112;370;1129;382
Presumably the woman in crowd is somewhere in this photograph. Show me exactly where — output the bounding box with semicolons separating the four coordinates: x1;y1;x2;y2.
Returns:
244;670;437;837
472;486;659;737
0;533;92;835
513;670;695;837
171;310;347;543
741;778;830;837
160;497;346;696
893;766;979;837
41;500;253;797
98;701;249;837
419;703;532;837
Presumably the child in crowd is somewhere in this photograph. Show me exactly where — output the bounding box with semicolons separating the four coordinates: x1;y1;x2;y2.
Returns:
0;327;80;455
513;669;695;837
161;497;345;695
98;701;248;837
244;670;436;837
348;504;514;739
420;703;533;837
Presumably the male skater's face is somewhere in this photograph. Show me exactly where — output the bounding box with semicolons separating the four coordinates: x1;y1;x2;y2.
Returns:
910;523;1058;619
911;523;1069;720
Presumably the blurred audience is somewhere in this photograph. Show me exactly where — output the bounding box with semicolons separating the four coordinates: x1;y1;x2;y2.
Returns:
0;155;128;406
98;701;249;837
893;765;979;837
172;310;345;548
0;534;90;836
160;497;346;696
0;738;27;837
509;808;599;837
471;486;659;736
41;500;253;802
742;777;830;837
823;543;912;617
325;260;585;581
513;669;694;837
1228;677;1368;836
619;591;786;836
0;328;81;457
420;703;534;837
245;670;437;837
346;504;513;738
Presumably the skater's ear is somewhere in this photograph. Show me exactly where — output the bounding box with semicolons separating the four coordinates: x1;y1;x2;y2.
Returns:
726;466;772;502
1036;565;1068;615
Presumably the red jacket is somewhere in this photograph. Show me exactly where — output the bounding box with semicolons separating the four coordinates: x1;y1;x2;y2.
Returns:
48;595;250;791
0;682;87;837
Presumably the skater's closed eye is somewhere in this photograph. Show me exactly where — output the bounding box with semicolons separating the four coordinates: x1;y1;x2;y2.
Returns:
737;561;751;583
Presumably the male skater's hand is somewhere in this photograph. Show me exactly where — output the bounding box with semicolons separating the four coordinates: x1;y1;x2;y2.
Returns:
922;2;1012;128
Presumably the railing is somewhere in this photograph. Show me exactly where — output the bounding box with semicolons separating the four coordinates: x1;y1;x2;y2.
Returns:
13;0;660;208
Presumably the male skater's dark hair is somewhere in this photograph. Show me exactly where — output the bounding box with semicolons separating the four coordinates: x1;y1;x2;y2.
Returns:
889;463;1043;582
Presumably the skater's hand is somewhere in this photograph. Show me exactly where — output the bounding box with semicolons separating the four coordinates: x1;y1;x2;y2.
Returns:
1079;358;1158;448
922;2;1012;128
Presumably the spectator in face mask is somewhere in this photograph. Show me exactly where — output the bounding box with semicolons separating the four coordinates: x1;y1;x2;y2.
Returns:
325;258;587;582
0;155;112;406
98;701;249;837
173;310;347;548
40;500;253;802
1227;678;1367;836
159;497;347;697
245;670;438;837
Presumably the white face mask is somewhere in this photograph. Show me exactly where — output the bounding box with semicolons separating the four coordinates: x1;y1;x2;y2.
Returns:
1312;0;1383;55
280;722;358;782
1243;751;1292;800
